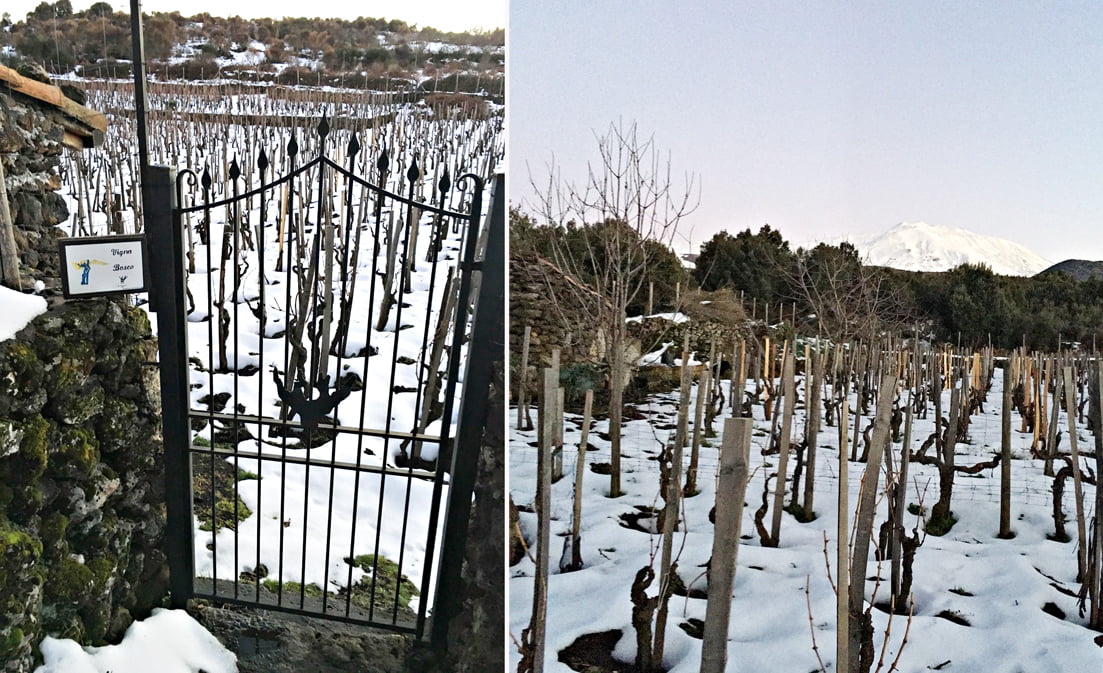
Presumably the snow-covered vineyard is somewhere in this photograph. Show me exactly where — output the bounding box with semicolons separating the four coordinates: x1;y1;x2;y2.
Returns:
511;335;1103;672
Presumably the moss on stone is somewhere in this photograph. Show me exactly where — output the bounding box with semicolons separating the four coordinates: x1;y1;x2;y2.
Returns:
0;626;25;659
193;454;256;532
198;498;253;532
46;556;94;602
51;347;94;396
58;427;99;472
260;579;326;599
347;554;419;613
0;521;43;589
39;512;69;555
19;416;49;477
87;556;116;589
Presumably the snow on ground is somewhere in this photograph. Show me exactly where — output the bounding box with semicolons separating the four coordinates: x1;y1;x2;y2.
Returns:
510;363;1103;672
0;284;47;341
626;312;690;324
35;609;236;673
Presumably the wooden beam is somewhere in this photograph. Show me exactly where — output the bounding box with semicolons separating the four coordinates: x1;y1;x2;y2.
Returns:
0;64;108;143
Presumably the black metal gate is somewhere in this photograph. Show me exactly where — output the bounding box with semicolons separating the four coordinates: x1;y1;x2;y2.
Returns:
145;117;503;640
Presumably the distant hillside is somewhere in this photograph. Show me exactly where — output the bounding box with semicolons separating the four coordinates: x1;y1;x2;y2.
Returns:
0;2;503;98
1039;259;1103;281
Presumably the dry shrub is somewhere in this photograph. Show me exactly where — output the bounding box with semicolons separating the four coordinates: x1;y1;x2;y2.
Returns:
679;288;748;325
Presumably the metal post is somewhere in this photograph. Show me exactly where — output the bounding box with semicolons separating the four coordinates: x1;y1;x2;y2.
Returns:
147;165;194;608
430;174;505;648
129;0;151;185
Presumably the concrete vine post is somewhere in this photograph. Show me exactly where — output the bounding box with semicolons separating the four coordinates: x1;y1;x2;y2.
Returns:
699;418;753;673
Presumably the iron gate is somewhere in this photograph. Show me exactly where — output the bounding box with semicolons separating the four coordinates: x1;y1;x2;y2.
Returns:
146;117;502;640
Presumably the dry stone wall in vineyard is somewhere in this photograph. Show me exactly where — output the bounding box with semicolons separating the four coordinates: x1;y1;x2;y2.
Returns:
0;72;168;672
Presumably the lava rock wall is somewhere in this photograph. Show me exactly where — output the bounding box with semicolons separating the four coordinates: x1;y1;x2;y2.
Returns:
0;300;168;671
0;85;72;295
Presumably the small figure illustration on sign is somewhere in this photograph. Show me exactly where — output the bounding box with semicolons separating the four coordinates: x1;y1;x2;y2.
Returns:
71;258;107;285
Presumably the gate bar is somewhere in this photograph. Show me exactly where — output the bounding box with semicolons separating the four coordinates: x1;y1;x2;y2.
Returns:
431;173;506;647
147;165;195;608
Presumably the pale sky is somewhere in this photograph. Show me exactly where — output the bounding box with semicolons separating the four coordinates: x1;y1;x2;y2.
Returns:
5;0;504;33
509;1;1103;264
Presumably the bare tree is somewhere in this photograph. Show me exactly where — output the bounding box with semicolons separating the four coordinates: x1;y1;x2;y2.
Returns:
790;242;915;344
528;121;697;497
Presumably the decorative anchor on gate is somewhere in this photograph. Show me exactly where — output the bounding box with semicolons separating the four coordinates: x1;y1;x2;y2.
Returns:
271;368;351;433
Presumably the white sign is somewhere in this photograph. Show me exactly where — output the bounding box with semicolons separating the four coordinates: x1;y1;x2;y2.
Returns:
58;235;148;298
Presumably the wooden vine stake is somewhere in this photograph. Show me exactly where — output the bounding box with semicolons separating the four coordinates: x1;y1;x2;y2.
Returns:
1063;365;1088;578
847;374;898;673
675;333;693;451
0;158;21;290
836;365;850;673
517;325;531;430
651;424;684;672
999;362;1014;538
732;339;747;416
768;346;795;546
803;340;824;514
523;365;557;673
1089;364;1103;628
565;389;594;572
549;349;564;483
699;418;753;673
685;369;710;497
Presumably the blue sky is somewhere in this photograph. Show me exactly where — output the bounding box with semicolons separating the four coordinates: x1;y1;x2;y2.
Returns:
5;0;503;33
508;1;1103;263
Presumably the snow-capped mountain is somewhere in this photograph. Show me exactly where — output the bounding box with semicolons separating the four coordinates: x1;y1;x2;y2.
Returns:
845;221;1051;276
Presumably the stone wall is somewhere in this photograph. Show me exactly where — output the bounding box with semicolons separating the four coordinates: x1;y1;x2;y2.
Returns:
0;69;166;672
0;299;168;671
510;252;606;374
0;83;73;295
